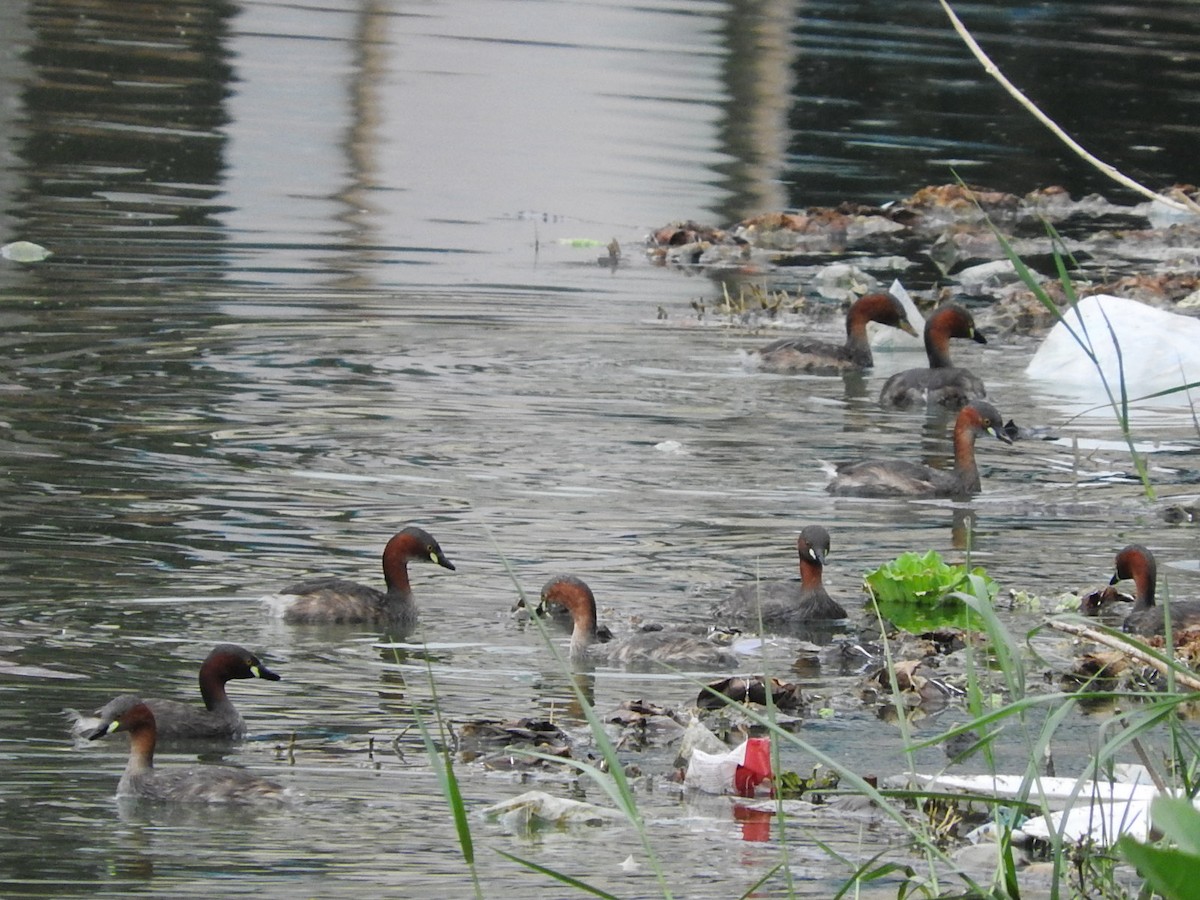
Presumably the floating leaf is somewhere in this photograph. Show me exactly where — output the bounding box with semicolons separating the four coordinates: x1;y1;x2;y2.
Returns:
863;550;998;607
1;240;53;263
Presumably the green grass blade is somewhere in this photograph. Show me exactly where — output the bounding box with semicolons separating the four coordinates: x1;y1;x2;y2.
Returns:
391;640;483;899
831;851;916;899
1147;796;1200;855
493;848;623;900
736;861;785;900
417;719;476;866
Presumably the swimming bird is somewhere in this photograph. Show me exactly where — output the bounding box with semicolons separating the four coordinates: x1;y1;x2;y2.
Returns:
827;400;1012;499
265;526;455;629
879;304;987;409
714;526;848;628
752;293;917;374
86;695;288;803
538;575;739;669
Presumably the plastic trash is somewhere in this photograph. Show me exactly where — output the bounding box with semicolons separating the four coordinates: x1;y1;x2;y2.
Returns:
684;737;772;797
480;790;623;833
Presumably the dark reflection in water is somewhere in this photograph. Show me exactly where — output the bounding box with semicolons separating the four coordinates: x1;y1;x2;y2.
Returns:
14;0;234;279
782;1;1200;210
710;0;1200;220
2;0;1196;287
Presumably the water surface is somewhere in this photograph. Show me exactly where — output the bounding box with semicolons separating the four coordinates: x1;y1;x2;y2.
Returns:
1;0;1198;896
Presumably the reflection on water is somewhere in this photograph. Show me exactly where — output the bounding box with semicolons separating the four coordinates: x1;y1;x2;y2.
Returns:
1;1;1199;897
15;0;234;281
2;0;1198;288
785;1;1200;206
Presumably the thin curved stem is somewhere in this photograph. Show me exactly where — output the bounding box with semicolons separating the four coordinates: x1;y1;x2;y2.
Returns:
939;0;1200;215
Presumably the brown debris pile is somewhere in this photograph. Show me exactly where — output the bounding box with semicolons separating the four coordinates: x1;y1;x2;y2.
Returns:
646;182;1200;336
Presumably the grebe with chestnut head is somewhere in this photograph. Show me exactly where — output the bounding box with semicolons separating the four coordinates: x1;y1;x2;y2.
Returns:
752;293;917;375
86;696;289;803
538;575;739;670
879;304;987;409
1109;544;1200;636
827;400;1012;499
265;525;455;629
714;526;848;627
68;644;280;741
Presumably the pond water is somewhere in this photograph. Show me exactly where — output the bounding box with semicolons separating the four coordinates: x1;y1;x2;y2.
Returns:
1;0;1198;897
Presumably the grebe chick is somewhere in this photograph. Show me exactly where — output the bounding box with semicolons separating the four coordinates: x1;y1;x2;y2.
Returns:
68;644;280;741
827;400;1012;499
266;526;455;629
714;526;848;627
538;575;738;669
87;696;288;803
752;293;917;375
879;305;987;409
1109;544;1200;636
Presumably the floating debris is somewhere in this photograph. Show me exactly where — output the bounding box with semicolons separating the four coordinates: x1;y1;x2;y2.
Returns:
452;717;574;771
1079;584;1133;617
481;790;624;833
899;768;1169;846
645;183;1200;342
607;698;688;751
1;240;52;263
696;675;804;712
863;658;964;709
684;736;772;797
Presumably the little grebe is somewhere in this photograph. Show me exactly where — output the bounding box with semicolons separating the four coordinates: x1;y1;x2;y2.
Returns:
714;526;848;626
538;575;738;669
879;304;987;409
68;644;280;741
752;293;917;374
265;526;455;629
86;696;288;803
827;400;1012;499
1109;544;1200;636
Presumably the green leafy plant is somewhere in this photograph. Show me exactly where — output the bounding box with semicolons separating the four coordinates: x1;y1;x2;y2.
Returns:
864;550;998;631
1117;796;1200;899
864;550;997;606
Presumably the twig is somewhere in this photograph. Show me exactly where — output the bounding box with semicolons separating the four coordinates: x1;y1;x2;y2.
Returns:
1047;619;1200;691
939;0;1200;215
1116;714;1167;793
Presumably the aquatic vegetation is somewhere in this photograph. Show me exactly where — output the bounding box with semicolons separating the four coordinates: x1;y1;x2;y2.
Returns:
864;550;997;632
429;562;1200;898
1117;796;1200;900
864;550;998;606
